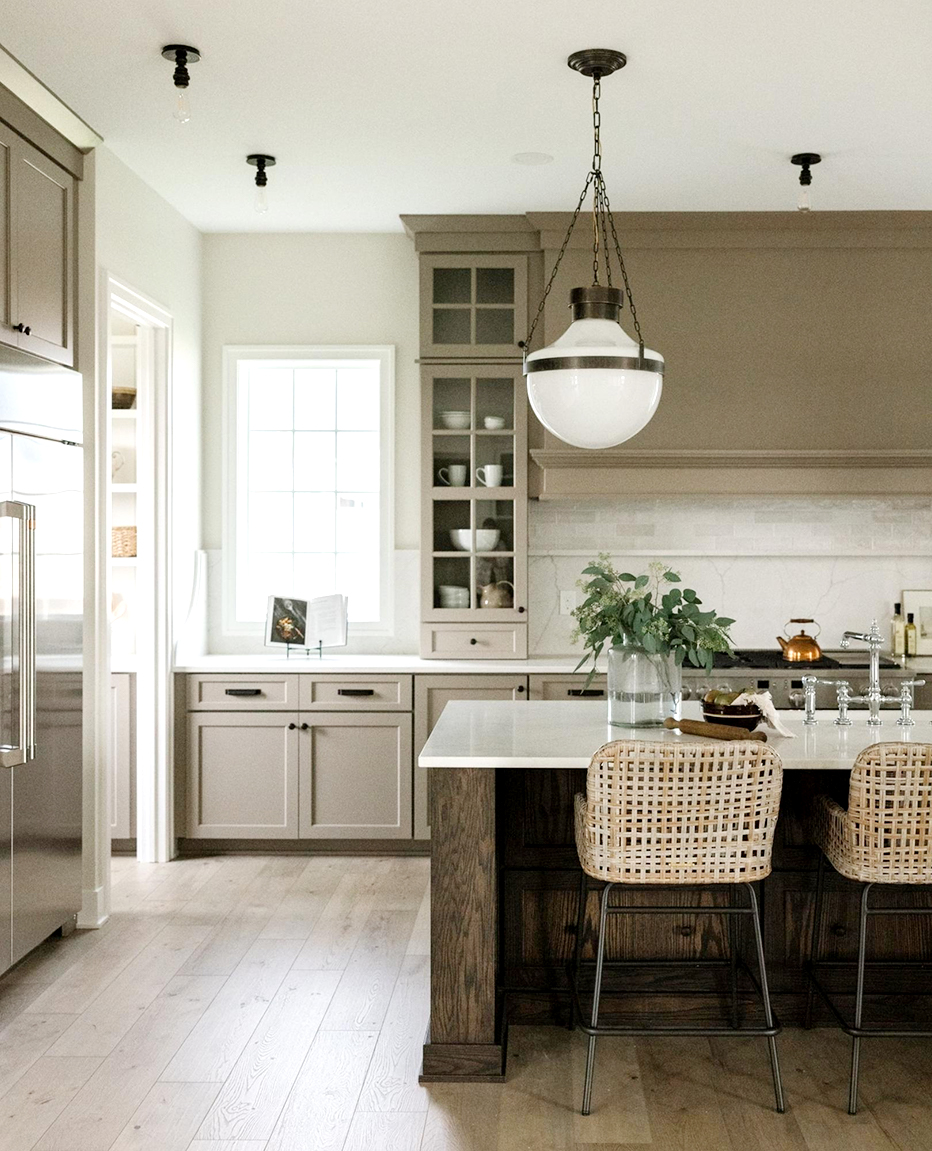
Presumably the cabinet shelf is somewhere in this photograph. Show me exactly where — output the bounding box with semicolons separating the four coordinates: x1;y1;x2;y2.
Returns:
111;557;138;567
432;428;515;437
112;483;138;493
111;409;138;420
432;550;515;559
431;486;515;499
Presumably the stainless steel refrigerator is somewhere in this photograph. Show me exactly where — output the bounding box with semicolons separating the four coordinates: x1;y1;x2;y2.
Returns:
0;345;82;973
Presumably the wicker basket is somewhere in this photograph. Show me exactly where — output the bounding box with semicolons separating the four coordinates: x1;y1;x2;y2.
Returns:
112;526;137;558
112;386;137;410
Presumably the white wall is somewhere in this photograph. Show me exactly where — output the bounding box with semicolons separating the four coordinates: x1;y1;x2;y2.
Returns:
200;233;419;653
529;496;932;656
95;146;203;638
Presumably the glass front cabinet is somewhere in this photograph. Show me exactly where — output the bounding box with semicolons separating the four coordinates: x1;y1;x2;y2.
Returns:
419;255;528;360
420;363;528;658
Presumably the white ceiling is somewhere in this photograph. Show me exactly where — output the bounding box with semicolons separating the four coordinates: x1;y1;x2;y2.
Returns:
5;1;932;231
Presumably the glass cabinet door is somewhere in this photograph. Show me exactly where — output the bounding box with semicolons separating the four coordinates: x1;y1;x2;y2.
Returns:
422;367;526;621
419;256;528;359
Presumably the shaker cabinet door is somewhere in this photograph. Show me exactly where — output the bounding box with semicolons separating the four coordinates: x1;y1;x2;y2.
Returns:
110;673;134;840
12;139;74;366
0;125;75;367
413;675;528;839
298;712;412;840
186;712;299;838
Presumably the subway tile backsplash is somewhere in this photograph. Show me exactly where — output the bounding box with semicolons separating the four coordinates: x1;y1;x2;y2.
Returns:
529;497;932;655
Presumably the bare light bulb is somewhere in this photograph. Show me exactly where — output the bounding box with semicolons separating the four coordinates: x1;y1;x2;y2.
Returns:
797;185;811;212
173;89;191;124
254;185;269;214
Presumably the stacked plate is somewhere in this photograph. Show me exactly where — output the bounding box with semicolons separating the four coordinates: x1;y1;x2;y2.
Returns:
438;584;471;609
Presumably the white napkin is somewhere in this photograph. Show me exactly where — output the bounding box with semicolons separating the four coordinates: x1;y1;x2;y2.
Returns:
731;690;796;738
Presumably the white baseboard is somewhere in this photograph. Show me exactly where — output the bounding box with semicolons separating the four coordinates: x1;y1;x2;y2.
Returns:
77;884;109;929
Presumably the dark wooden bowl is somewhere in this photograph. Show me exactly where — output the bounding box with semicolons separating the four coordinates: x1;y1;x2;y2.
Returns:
702;700;762;731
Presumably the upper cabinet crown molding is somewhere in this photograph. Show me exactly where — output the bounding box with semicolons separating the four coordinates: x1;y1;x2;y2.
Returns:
0;82;85;180
400;214;540;254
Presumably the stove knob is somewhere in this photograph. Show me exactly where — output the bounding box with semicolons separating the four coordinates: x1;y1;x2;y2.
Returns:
857;681;870;696
681;684;693;701
882;684;900;698
696;684;711;700
788;690;806;709
715;683;733;693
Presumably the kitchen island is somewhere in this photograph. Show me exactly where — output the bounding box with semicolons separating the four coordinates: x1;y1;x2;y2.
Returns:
419;701;932;1082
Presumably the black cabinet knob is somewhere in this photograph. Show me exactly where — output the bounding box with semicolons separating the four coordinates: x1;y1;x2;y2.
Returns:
301;723;309;730
831;924;846;937
287;722;297;730
516;685;525;693
469;637;478;645
12;323;24;333
678;925;693;937
23;326;30;335
517;606;525;613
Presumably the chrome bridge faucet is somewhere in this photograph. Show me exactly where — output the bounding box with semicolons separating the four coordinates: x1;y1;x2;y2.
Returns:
840;620;885;727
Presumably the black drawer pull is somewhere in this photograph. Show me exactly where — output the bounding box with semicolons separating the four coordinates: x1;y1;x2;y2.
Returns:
469;638;478;645
567;688;604;698
337;688;375;697
288;722;297;730
225;688;262;697
516;685;525;693
301;723;309;730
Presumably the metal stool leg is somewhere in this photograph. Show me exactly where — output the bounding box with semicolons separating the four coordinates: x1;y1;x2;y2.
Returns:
848;882;873;1115
747;882;785;1113
581;882;612;1116
729;885;740;1030
569;869;588;1030
805;851;826;1029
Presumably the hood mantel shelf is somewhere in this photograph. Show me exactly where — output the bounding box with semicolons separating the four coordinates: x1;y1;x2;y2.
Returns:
529;448;932;498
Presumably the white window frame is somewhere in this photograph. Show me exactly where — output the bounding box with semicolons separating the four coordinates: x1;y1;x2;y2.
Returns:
222;345;395;638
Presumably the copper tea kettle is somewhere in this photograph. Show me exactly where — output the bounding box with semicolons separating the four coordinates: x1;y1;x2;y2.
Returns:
776;619;823;662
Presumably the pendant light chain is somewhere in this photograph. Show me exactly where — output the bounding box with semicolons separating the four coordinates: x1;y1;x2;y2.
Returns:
522;57;647;359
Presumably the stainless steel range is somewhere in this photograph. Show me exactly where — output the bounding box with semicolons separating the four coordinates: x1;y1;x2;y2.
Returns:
681;649;925;711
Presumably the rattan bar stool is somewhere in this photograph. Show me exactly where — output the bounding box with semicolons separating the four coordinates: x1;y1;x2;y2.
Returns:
805;741;932;1115
569;739;785;1116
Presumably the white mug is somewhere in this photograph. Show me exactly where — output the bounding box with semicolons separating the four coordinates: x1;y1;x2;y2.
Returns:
476;465;503;487
439;465;468;487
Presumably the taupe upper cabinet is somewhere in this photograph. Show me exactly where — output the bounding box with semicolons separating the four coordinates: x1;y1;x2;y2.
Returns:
0;121;75;367
419;255;527;360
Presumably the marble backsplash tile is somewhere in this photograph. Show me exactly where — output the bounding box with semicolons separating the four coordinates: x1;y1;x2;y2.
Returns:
529;497;932;655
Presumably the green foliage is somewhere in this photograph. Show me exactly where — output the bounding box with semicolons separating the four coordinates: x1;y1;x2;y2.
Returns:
571;557;735;677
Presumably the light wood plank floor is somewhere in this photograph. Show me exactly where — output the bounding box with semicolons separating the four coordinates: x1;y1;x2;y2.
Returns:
0;854;930;1150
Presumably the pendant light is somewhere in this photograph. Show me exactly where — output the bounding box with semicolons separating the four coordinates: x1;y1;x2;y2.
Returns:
522;49;663;451
161;45;200;124
791;152;821;211
247;154;276;214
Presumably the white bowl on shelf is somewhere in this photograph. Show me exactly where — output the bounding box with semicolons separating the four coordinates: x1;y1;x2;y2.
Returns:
483;416;506;430
450;528;501;552
438;584;471;607
439;411;470;430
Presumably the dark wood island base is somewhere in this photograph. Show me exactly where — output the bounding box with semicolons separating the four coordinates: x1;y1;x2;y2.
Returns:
421;766;932;1083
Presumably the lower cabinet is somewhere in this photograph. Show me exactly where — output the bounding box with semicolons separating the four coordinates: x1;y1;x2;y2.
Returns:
300;713;412;839
111;673;134;841
413;674;527;839
185;710;412;840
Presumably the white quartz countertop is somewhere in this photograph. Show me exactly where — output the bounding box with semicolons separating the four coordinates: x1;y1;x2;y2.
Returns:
172;654;587;675
418;700;932;771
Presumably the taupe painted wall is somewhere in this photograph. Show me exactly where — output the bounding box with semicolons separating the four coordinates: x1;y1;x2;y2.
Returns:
532;212;932;452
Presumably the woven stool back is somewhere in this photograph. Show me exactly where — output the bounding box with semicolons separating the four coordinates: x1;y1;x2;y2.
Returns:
832;742;932;884
575;739;784;885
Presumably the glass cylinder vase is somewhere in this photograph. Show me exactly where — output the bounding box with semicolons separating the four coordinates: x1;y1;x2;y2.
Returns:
607;643;682;728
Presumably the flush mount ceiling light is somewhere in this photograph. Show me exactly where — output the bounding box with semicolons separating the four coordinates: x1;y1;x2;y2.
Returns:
161;44;200;124
247;154;276;214
791;152;821;212
522;48;663;451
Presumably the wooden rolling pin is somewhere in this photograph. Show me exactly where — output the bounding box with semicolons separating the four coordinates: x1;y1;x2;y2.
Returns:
663;717;767;743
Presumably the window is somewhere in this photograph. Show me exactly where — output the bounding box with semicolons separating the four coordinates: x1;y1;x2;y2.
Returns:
224;346;394;636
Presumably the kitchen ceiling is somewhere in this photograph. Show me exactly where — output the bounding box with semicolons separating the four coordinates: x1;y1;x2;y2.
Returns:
5;1;932;231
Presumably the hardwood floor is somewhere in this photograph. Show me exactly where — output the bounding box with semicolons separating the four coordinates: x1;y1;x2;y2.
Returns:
0;854;929;1149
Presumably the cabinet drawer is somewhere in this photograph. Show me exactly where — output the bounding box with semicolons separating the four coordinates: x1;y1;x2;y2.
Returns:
529;674;607;701
187;674;300;710
299;675;412;711
421;624;527;659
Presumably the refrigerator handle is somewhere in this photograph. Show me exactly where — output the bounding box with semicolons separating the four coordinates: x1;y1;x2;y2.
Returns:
0;500;35;767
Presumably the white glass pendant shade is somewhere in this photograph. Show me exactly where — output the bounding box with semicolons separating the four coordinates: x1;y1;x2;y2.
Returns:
525;288;663;450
